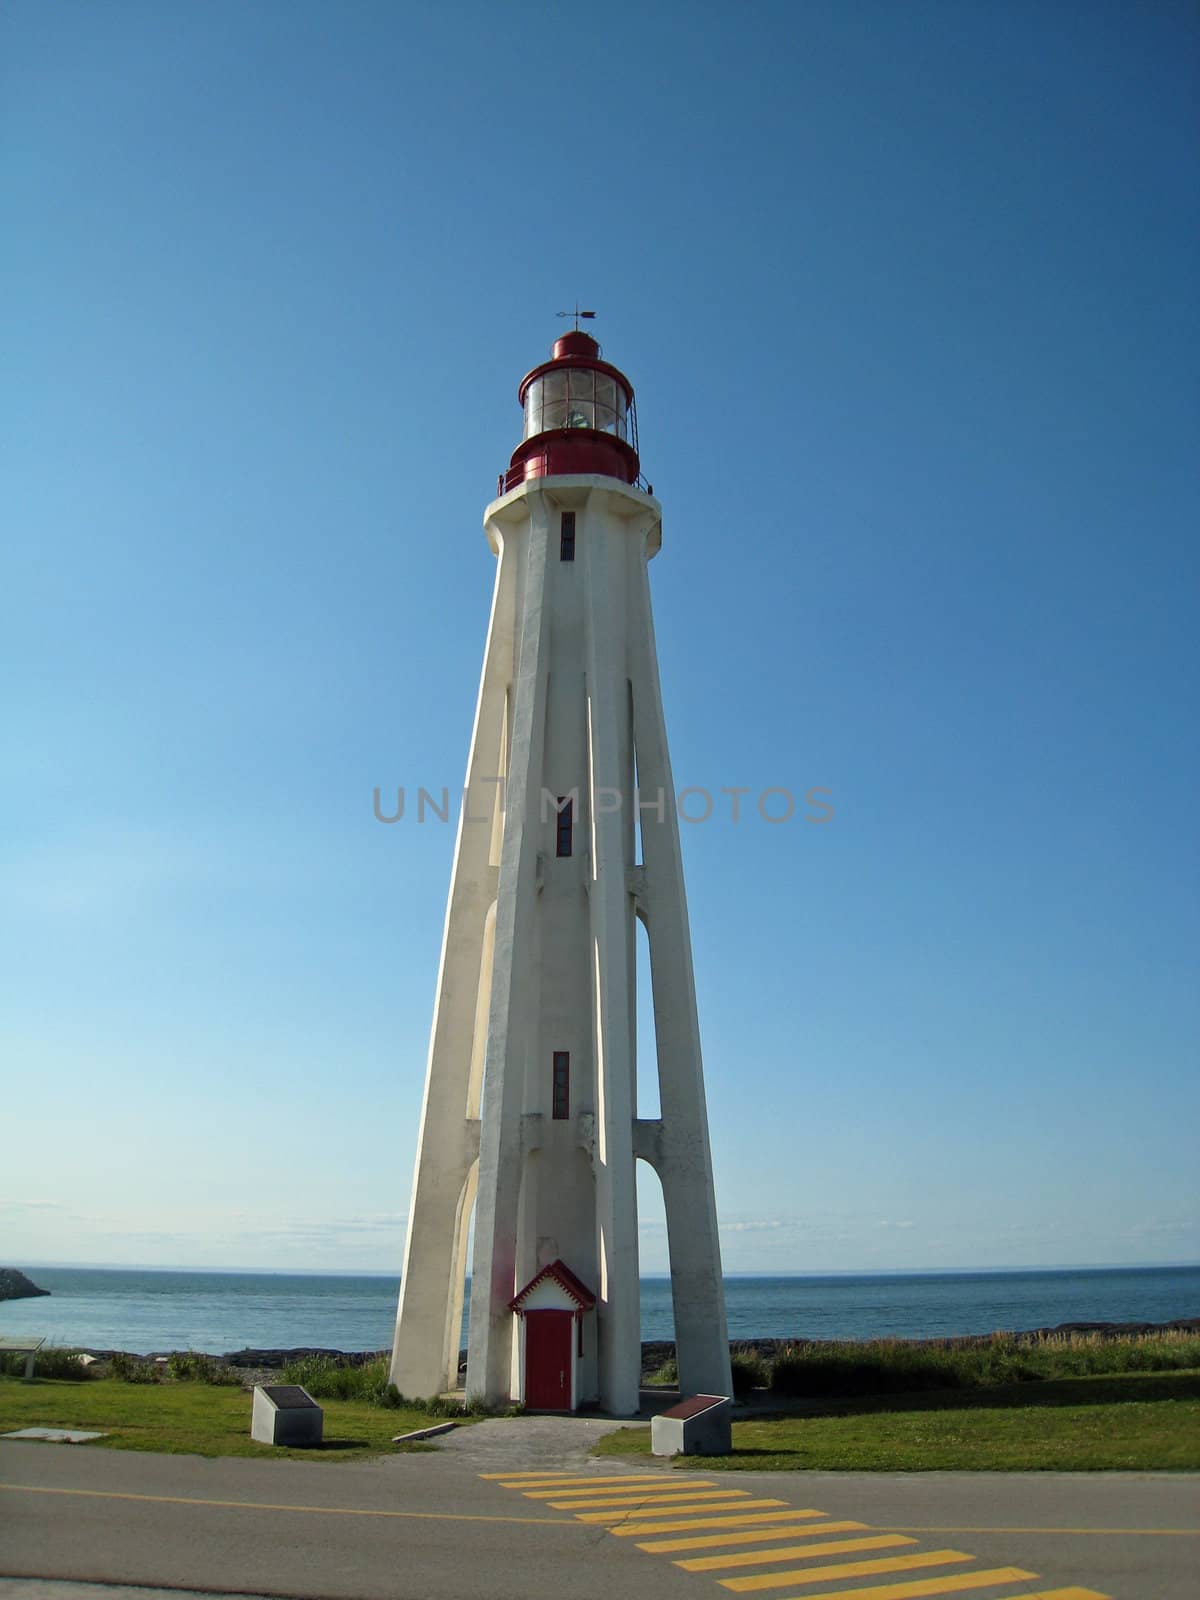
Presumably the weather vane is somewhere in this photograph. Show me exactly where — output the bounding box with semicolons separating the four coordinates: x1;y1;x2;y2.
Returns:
556;304;596;332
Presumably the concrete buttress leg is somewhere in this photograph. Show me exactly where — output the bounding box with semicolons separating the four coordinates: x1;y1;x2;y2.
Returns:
583;496;641;1416
630;552;732;1400
389;542;514;1397
467;506;551;1405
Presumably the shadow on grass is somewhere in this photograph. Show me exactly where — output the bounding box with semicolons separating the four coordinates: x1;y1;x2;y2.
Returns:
756;1370;1200;1422
720;1447;810;1458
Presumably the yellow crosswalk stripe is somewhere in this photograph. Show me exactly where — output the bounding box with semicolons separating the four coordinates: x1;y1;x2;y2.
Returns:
721;1549;974;1591
555;1491;755;1512
639;1521;866;1555
522;1479;716;1498
678;1534;918;1571
532;1485;724;1504
608;1508;831;1537
578;1497;772;1523
990;1591;1111;1599
485;1472;671;1486
876;1526;1194;1538
583;1499;788;1526
746;1569;1038;1600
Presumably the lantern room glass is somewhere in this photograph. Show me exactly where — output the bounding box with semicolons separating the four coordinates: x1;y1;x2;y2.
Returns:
524;369;628;441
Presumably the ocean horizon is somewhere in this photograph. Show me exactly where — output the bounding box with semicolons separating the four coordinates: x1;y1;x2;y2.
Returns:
11;1260;1199;1278
2;1262;1196;1356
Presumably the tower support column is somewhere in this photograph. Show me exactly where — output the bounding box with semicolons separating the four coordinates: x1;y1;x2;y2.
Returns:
582;494;641;1416
466;503;552;1405
389;540;515;1398
631;555;733;1401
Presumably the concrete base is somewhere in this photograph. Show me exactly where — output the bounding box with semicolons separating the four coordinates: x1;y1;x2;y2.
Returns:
651;1393;731;1456
391;1421;458;1443
250;1384;323;1447
1;1427;107;1443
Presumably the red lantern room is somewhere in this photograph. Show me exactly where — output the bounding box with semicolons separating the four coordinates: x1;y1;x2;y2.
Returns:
499;330;641;495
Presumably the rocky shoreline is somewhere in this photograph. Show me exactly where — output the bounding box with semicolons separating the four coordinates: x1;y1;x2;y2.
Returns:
63;1317;1199;1384
0;1269;50;1302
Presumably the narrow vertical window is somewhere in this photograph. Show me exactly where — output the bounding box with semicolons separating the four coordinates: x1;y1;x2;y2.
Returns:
555;795;573;857
552;1051;570;1119
560;511;576;562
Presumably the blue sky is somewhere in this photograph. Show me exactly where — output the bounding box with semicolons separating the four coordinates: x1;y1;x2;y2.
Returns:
3;0;1197;1277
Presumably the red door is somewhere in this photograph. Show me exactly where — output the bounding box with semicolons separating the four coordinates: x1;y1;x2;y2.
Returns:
524;1310;573;1410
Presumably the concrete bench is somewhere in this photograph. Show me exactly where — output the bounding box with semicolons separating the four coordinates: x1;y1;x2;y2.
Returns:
0;1336;46;1380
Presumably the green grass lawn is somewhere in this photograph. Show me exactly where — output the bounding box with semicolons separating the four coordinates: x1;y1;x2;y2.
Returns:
0;1376;466;1461
596;1370;1200;1471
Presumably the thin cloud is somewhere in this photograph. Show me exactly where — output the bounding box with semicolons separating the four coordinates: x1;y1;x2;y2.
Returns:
1122;1217;1197;1238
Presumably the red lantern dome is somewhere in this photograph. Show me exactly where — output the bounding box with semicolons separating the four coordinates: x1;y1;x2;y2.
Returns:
499;331;641;495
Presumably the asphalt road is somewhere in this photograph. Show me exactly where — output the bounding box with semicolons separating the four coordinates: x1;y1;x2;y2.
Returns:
1;1435;1196;1600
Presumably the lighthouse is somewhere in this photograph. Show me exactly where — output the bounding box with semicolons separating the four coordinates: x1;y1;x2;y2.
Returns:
390;325;730;1414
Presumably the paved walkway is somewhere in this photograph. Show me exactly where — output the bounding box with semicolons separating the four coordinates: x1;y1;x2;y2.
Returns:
434;1410;637;1473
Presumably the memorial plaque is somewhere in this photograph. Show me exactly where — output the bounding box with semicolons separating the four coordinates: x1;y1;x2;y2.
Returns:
261;1384;319;1409
661;1393;723;1421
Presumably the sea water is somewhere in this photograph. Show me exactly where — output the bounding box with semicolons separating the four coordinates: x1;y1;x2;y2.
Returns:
1;1264;1195;1355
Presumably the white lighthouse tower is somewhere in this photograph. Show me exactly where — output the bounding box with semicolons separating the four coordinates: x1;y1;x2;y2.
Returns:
390;325;730;1415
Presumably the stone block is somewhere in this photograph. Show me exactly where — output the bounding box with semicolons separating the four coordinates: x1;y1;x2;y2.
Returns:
651;1392;731;1457
251;1383;323;1447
